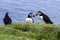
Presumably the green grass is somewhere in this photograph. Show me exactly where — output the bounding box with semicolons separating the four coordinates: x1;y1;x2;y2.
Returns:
0;23;60;40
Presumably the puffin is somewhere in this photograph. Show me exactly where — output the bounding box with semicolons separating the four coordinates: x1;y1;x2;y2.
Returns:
3;12;12;25
26;13;35;23
36;11;53;24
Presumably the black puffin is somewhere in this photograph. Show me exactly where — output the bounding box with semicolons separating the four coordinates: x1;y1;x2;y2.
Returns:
26;13;34;23
3;12;12;25
36;11;53;24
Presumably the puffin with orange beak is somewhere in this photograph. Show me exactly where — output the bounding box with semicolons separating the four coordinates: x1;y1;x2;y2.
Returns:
36;11;53;24
26;13;35;23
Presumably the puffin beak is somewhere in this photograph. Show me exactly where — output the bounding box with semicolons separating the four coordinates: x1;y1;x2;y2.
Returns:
32;14;36;17
35;13;39;16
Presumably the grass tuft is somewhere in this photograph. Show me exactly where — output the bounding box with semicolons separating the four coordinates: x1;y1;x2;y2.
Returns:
0;23;60;40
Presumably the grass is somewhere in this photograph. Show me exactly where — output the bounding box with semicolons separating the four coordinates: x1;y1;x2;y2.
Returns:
0;23;60;40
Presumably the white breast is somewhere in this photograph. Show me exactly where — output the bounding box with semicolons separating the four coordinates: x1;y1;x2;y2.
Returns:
40;16;43;19
26;18;33;23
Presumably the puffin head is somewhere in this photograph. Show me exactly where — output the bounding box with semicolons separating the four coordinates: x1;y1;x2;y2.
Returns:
36;11;43;16
6;12;9;15
5;12;9;17
28;13;36;18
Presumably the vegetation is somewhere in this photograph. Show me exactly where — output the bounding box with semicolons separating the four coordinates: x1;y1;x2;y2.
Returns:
0;23;60;40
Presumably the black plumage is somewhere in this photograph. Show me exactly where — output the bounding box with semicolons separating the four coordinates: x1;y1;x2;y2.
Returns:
37;11;53;24
3;13;12;25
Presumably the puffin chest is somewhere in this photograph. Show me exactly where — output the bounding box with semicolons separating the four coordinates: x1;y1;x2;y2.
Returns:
26;18;33;23
39;16;43;19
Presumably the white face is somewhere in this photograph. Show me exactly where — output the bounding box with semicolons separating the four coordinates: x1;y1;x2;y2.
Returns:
38;13;41;15
36;13;41;16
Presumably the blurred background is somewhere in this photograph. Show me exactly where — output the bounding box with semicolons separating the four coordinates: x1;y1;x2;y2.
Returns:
0;0;60;25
